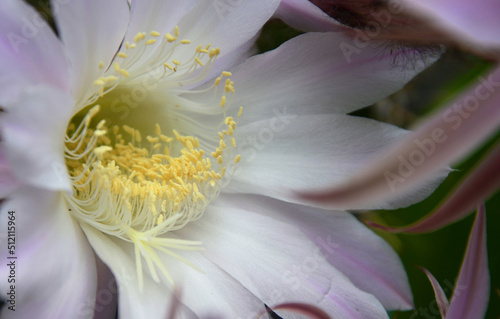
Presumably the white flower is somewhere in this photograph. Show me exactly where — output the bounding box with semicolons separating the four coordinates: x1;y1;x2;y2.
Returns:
0;0;444;318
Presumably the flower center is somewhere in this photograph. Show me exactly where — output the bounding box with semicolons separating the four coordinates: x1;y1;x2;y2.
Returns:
63;26;242;287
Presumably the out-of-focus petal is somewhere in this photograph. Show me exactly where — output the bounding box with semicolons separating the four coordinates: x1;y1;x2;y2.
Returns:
371;143;500;233
274;0;345;32
276;0;450;46
176;194;391;318
0;187;97;319
299;66;500;209
403;0;500;54
417;205;490;319
93;257;118;319
0;85;74;191
229;114;446;210
52;0;130;104
0;0;69;104
446;205;490;319
0;147;22;198
419;267;449;318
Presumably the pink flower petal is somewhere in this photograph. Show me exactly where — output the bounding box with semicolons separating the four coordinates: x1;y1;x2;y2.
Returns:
446;204;490;319
375;143;500;233
299;66;500;210
274;0;346;32
419;267;449;318
403;0;500;53
415;205;489;319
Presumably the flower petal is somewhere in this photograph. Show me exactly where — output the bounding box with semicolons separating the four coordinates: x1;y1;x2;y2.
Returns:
274;0;345;32
0;0;68;103
0;146;22;197
403;0;500;51
372;143;500;233
126;0;279;72
224;32;438;124
419;267;449;318
81;225;177;319
300;66;500;209
446;205;490;319
0;85;74;191
0;187;97;319
125;0;198;42
82;224;265;318
176;194;390;318
171;0;280;61
229;113;446;210
217;194;413;311
183;0;280;51
93;257;118;319
52;0;130;103
153;242;267;317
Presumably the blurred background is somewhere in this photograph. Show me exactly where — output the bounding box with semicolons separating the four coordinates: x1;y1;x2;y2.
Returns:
26;1;500;318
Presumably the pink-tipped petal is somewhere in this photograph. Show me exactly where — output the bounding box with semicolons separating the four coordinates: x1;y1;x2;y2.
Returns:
419;267;449;318
228;113;446;211
299;66;500;209
380;143;500;233
403;0;500;53
446;205;490;319
274;0;346;32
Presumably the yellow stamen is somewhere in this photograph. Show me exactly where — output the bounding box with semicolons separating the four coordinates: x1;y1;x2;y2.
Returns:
165;33;176;42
